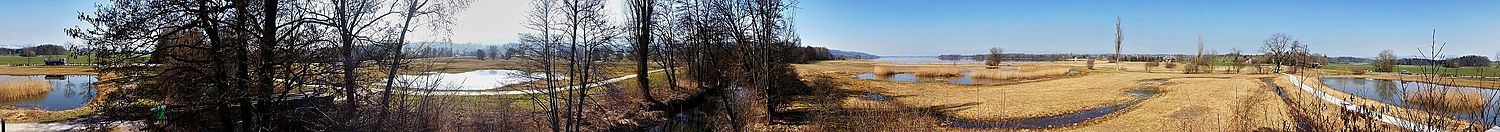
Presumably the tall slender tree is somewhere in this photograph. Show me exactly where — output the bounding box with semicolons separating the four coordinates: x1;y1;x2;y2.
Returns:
1114;16;1123;71
629;0;665;109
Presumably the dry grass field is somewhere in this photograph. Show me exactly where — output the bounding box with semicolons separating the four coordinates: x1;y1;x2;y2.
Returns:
408;57;533;73
789;60;1500;131
1067;78;1293;131
970;67;1072;80
797;60;1276;121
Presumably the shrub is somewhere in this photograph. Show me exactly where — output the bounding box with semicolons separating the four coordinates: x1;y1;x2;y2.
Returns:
872;66;897;76
0;79;52;100
1086;59;1096;70
1342;67;1367;75
1144;61;1159;72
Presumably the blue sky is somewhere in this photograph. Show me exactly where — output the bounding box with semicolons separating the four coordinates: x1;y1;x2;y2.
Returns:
0;0;98;48
4;0;1498;58
795;0;1500;57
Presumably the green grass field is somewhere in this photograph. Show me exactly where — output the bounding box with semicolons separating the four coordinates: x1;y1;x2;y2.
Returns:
0;55;95;65
1323;63;1500;77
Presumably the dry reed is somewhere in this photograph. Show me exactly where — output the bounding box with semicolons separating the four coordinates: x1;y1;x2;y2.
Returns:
0;79;52;100
1403;89;1491;111
910;67;963;77
872;66;897;76
971;68;1071;80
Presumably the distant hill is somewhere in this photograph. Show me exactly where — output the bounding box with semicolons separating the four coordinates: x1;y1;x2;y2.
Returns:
829;49;878;59
1328;56;1371;64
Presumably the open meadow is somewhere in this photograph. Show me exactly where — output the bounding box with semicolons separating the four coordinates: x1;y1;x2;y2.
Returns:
778;59;1500;131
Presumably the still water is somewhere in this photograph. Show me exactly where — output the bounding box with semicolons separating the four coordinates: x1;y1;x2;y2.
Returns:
1319;77;1500;125
0;75;99;110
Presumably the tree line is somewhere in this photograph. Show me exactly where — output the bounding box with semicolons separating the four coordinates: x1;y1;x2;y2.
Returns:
70;0;816;131
511;0;811;130
71;0;471;131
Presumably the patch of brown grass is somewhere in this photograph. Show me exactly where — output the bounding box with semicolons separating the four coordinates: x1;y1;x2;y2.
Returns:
909;67;963;77
872;66;896;76
971;68;1071;80
1404;89;1491;111
0;79;51;100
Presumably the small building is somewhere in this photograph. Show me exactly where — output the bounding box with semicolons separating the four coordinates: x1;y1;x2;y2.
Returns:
44;58;66;66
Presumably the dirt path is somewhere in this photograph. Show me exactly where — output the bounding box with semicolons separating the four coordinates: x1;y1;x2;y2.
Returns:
373;69;664;96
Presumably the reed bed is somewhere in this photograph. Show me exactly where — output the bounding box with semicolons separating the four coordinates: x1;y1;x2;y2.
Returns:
910;67;964;77
0;79;52;100
1403;89;1492;111
970;68;1071;80
872;66;897;76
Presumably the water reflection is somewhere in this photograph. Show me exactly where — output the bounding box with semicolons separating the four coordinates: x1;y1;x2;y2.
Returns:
1319;77;1500;125
0;75;99;110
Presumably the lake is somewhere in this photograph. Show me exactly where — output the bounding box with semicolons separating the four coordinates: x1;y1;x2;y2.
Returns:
0;75;99;110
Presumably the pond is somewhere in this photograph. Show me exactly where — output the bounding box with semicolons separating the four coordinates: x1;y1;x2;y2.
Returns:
388;69;561;90
0;75;99;111
1319;77;1500;125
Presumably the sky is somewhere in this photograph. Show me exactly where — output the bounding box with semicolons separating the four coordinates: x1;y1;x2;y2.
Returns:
0;0;98;49
4;0;1498;58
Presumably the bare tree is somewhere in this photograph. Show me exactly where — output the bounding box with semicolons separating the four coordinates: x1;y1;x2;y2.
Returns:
1114;16;1123;71
515;0;618;131
986;47;1003;66
1186;35;1206;73
1261;33;1292;73
486;45;501;59
1144;58;1157;72
1228;48;1243;73
1375;50;1397;72
628;0;666;109
71;0;471;131
1287;40;1310;73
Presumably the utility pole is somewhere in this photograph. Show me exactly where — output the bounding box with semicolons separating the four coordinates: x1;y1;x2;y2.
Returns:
1114;16;1124;71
